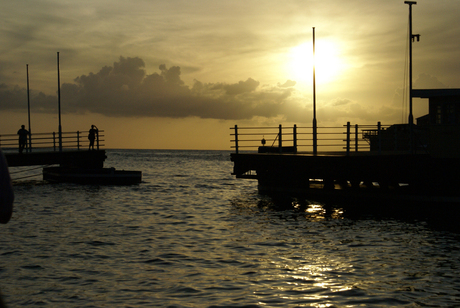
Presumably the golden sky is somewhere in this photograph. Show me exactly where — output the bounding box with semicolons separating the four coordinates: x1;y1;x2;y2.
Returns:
1;0;459;149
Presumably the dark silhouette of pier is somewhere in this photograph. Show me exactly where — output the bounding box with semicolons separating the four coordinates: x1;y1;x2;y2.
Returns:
5;150;106;169
2;129;106;169
230;117;460;199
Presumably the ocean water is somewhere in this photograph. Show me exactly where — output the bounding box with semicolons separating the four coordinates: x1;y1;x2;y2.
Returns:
1;149;460;307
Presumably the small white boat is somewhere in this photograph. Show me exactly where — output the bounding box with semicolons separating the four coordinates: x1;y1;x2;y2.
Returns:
43;167;142;185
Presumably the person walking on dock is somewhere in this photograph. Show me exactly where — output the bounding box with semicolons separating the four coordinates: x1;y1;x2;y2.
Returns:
17;125;29;154
88;125;98;150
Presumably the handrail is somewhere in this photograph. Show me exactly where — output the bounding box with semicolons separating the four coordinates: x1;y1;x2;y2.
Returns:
0;130;105;153
230;123;425;155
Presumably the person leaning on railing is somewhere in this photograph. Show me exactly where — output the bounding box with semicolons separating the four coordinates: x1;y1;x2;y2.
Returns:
88;125;99;150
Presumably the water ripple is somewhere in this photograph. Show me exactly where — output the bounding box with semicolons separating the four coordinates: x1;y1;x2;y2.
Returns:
1;150;460;307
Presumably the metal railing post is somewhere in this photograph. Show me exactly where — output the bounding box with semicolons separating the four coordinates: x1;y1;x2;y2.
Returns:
53;132;56;151
234;125;239;154
77;131;80;150
96;131;100;150
378;121;382;154
29;133;32;153
293;124;297;151
278;124;282;153
346;122;351;156
355;124;359;152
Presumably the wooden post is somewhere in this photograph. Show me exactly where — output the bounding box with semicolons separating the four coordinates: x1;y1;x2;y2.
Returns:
378;122;382;154
234;125;239;154
346;122;351;156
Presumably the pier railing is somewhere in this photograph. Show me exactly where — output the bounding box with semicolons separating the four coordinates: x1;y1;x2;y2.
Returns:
230;123;421;154
0;130;105;153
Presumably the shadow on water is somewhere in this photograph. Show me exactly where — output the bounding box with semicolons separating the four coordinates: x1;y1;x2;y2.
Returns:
240;191;460;233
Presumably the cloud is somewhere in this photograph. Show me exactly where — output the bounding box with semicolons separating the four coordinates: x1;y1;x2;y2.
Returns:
1;56;301;121
413;73;447;89
212;78;260;96
278;80;296;88
1;56;451;125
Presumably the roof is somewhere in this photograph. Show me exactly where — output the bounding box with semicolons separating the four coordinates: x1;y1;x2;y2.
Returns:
412;89;460;98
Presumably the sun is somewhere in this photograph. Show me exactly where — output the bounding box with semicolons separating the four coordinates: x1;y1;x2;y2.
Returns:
288;39;345;86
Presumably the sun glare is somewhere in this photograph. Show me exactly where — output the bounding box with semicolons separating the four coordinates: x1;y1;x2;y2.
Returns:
288;40;344;86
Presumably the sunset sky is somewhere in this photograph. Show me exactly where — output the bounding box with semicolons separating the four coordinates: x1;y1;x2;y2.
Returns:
1;0;459;150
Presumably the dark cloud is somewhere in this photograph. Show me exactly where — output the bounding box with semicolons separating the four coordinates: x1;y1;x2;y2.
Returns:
1;56;299;121
0;83;56;113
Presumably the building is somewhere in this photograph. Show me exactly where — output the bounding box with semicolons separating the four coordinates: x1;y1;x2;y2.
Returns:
413;88;460;158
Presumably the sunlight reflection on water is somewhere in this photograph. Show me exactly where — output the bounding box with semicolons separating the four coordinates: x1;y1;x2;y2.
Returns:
1;150;460;307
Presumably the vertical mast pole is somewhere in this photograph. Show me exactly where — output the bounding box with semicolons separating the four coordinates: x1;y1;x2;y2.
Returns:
312;27;317;155
405;1;418;153
57;52;62;152
26;64;31;152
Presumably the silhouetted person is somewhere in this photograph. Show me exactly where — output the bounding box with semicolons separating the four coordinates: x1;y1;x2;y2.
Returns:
0;149;14;308
17;125;29;154
88;125;98;150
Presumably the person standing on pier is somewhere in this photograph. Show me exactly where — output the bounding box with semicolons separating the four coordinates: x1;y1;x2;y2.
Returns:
88;125;98;150
17;125;29;154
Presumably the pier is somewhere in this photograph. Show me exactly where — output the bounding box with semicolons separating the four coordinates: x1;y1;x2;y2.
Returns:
230;118;460;198
2;130;106;169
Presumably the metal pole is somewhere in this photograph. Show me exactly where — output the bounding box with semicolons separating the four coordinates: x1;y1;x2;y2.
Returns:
346;122;350;156
234;125;238;154
293;124;297;152
355;124;359;152
26;64;32;152
96;131;99;150
278;124;282;153
312;27;318;156
57;52;62;152
405;1;418;153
